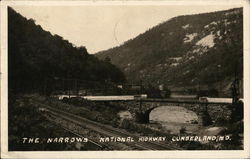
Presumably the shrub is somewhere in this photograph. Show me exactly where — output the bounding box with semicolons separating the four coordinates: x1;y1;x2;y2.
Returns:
179;127;186;134
215;117;228;126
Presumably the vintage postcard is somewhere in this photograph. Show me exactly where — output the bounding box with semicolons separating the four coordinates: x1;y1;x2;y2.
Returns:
1;0;250;158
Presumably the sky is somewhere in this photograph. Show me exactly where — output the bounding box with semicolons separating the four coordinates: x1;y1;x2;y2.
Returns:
11;5;241;54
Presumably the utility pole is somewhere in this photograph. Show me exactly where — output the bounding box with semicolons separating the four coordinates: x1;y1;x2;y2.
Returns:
62;78;65;94
231;66;240;103
68;79;71;98
75;79;79;97
231;75;239;104
139;79;142;112
67;71;71;98
229;66;243;122
217;64;221;97
44;78;47;96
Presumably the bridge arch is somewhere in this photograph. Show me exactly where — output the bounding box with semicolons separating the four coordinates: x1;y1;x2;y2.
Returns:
135;105;201;124
134;102;214;126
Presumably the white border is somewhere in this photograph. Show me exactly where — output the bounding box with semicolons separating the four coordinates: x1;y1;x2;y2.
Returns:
1;0;250;158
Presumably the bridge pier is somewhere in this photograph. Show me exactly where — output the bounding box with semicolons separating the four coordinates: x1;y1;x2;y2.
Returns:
135;111;149;123
197;103;213;126
134;107;159;124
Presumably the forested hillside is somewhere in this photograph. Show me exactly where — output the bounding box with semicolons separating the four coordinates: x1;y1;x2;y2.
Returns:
8;7;126;94
96;8;243;95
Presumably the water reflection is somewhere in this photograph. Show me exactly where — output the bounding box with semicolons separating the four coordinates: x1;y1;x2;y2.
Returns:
150;106;199;134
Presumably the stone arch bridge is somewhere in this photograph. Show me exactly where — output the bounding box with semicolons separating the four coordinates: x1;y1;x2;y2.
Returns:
89;98;232;126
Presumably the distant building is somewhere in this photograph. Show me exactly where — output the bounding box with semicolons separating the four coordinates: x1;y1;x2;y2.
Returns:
159;84;164;91
131;85;141;90
123;84;141;90
117;85;123;89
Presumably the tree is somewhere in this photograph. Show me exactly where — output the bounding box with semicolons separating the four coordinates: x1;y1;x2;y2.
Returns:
104;56;111;63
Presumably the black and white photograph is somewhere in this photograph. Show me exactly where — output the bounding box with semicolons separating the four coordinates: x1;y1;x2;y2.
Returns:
1;0;250;158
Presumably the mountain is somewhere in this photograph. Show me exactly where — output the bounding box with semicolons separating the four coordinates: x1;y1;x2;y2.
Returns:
8;7;126;94
96;8;243;96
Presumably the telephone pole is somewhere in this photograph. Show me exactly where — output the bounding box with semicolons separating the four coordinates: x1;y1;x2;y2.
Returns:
139;79;142;112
